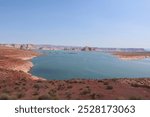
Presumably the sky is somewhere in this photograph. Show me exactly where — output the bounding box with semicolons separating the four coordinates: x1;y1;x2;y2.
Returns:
0;0;150;48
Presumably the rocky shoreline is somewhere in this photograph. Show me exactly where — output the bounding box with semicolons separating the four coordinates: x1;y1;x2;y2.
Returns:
0;56;36;76
115;55;149;60
113;52;150;60
0;46;41;78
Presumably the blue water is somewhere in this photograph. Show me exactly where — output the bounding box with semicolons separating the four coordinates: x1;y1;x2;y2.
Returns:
30;50;150;80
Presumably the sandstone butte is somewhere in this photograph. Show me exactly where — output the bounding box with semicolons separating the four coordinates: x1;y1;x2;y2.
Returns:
0;46;150;100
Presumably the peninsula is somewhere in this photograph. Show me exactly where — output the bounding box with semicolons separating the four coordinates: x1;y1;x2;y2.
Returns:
113;52;150;60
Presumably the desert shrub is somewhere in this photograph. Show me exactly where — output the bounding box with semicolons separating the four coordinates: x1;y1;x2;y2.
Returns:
15;82;20;86
32;91;39;96
103;82;109;85
98;80;103;83
33;84;40;90
48;81;52;83
36;80;42;83
112;79;117;82
44;85;49;89
22;83;26;86
0;93;9;100
2;80;6;83
49;81;55;85
90;93;104;99
129;96;142;100
131;84;150;89
65;92;71;99
131;84;139;88
116;97;126;100
19;70;23;73
50;95;58;100
90;93;103;99
48;90;56;96
2;89;10;94
38;95;52;100
49;89;56;94
85;86;90;89
57;84;65;90
81;82;85;84
14;86;19;90
142;85;150;89
78;81;83;84
67;85;73;89
38;94;58;100
90;93;97;99
19;78;26;82
106;86;113;90
17;93;25;99
80;88;91;95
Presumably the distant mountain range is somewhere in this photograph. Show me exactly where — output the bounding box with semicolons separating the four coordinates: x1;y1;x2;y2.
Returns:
0;44;145;52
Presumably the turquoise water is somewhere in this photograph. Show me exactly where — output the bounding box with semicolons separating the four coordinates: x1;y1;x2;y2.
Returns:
30;51;150;80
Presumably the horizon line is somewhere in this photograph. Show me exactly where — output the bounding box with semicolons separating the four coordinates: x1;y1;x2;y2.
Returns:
0;43;149;49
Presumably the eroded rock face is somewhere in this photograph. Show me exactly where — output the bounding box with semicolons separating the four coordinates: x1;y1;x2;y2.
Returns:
0;46;39;72
0;44;36;50
81;46;95;51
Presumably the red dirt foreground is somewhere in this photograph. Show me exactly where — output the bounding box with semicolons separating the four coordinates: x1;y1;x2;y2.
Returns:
0;46;150;100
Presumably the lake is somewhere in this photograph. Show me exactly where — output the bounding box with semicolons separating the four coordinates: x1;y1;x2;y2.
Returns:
30;50;150;80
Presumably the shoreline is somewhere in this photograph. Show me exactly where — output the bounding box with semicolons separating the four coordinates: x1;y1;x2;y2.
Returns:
112;52;150;60
21;54;46;80
0;46;43;80
28;50;150;80
20;56;36;73
115;55;149;60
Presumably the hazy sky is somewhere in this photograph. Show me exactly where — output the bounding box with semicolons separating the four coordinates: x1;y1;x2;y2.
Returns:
0;0;150;48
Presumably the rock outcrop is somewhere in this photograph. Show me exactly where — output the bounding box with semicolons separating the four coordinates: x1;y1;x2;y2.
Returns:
0;44;36;50
81;46;95;51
